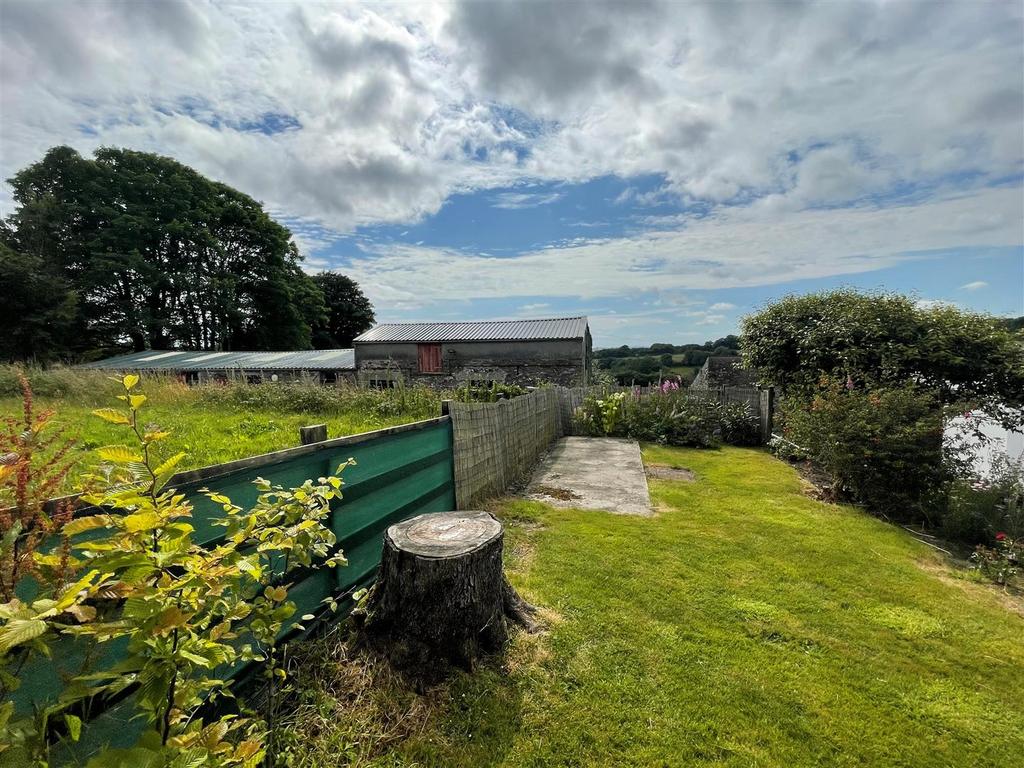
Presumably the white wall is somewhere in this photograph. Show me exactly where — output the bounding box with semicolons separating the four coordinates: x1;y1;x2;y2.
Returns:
945;413;1024;477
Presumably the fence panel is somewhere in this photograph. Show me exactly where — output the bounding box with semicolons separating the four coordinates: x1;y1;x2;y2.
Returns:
448;388;561;508
16;417;455;761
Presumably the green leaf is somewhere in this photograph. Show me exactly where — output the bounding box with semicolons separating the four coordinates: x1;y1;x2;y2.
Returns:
92;408;130;425
64;713;82;742
55;569;101;611
152;452;186;481
122;374;139;390
264;586;288;602
128;394;147;409
121;511;163;533
178;649;211;667
96;445;143;464
63;515;108;536
0;618;47;653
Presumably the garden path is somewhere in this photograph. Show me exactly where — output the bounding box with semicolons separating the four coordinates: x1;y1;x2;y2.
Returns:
524;437;653;516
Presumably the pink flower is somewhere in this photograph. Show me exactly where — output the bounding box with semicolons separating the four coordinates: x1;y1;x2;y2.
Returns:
845;375;854;390
995;532;1007;541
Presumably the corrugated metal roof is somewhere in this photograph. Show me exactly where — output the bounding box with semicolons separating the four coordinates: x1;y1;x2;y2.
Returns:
79;349;355;371
354;316;589;343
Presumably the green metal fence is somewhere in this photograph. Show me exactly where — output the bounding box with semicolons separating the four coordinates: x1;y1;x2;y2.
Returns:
12;416;455;762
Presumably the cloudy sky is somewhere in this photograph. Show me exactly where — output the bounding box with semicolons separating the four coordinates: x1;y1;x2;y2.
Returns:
2;0;1022;346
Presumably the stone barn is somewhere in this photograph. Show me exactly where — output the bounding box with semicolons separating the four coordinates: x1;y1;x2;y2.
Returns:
353;317;592;389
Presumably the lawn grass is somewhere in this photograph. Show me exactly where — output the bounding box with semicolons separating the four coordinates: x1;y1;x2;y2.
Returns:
285;445;1024;767
0;367;444;493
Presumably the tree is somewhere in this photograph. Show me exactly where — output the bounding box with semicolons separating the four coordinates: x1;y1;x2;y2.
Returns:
1001;316;1024;334
3;146;323;356
310;272;375;348
0;240;78;363
741;290;1024;427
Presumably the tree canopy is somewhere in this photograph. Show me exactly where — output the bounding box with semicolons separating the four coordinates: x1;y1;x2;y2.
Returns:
741;290;1024;427
0;146;377;361
310;272;375;348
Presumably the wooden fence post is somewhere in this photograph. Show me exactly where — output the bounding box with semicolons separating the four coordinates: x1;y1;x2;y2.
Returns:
299;424;327;445
759;388;775;444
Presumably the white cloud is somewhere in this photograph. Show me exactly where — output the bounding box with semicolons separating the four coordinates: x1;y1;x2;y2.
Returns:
2;0;1020;230
491;191;564;209
696;314;726;326
708;302;736;311
960;280;989;291
340;186;1023;306
518;303;551;313
1;0;1021;318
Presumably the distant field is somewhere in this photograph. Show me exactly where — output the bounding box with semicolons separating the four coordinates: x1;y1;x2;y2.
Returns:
668;364;699;381
0;366;444;494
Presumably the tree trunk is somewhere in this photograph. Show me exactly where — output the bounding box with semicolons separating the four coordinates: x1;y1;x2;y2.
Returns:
356;511;539;676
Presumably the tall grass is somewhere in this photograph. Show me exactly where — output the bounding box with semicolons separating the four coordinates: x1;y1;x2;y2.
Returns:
0;365;451;494
0;365;194;404
0;365;446;419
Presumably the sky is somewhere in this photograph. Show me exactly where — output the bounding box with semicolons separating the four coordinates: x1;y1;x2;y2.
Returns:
1;0;1022;347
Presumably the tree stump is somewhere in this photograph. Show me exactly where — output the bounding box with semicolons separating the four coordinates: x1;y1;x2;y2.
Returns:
356;510;539;675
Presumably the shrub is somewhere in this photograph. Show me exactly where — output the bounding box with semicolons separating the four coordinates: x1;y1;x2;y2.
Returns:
718;400;761;446
942;458;1024;545
741;290;1024;430
971;533;1022;588
779;380;947;524
574;392;628;437
195;379;443;421
453;381;529;403
1;376;354;765
768;434;809;462
575;391;759;448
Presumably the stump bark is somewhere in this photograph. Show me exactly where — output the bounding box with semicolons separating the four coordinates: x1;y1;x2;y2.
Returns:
357;510;539;674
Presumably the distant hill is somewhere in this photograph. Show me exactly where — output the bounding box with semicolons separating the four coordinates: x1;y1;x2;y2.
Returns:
594;335;740;385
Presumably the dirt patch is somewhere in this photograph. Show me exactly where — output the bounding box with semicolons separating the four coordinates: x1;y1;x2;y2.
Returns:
531;484;582;501
790;460;837;501
915;556;1024;618
645;465;696;482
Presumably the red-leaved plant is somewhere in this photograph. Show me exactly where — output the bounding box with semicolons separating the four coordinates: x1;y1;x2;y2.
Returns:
0;368;80;604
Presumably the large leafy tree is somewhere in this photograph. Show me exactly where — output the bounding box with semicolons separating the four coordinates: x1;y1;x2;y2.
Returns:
2;146;330;357
310;272;375;348
741;290;1024;427
0;239;78;362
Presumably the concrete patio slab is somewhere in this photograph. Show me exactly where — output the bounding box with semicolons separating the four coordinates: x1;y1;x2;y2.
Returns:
524;437;653;516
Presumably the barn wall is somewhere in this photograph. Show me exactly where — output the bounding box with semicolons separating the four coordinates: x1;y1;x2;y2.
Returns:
355;339;589;388
193;369;355;385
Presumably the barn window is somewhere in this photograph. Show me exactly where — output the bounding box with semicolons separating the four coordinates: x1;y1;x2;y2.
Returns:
417;343;442;373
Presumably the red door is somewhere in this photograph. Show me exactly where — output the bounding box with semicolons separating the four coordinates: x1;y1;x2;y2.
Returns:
418;343;442;373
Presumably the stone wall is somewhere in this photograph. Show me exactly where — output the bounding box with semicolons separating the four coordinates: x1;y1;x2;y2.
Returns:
355;339;590;389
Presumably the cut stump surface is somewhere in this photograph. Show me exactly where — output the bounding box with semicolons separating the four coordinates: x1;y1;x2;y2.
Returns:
389;511;502;558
